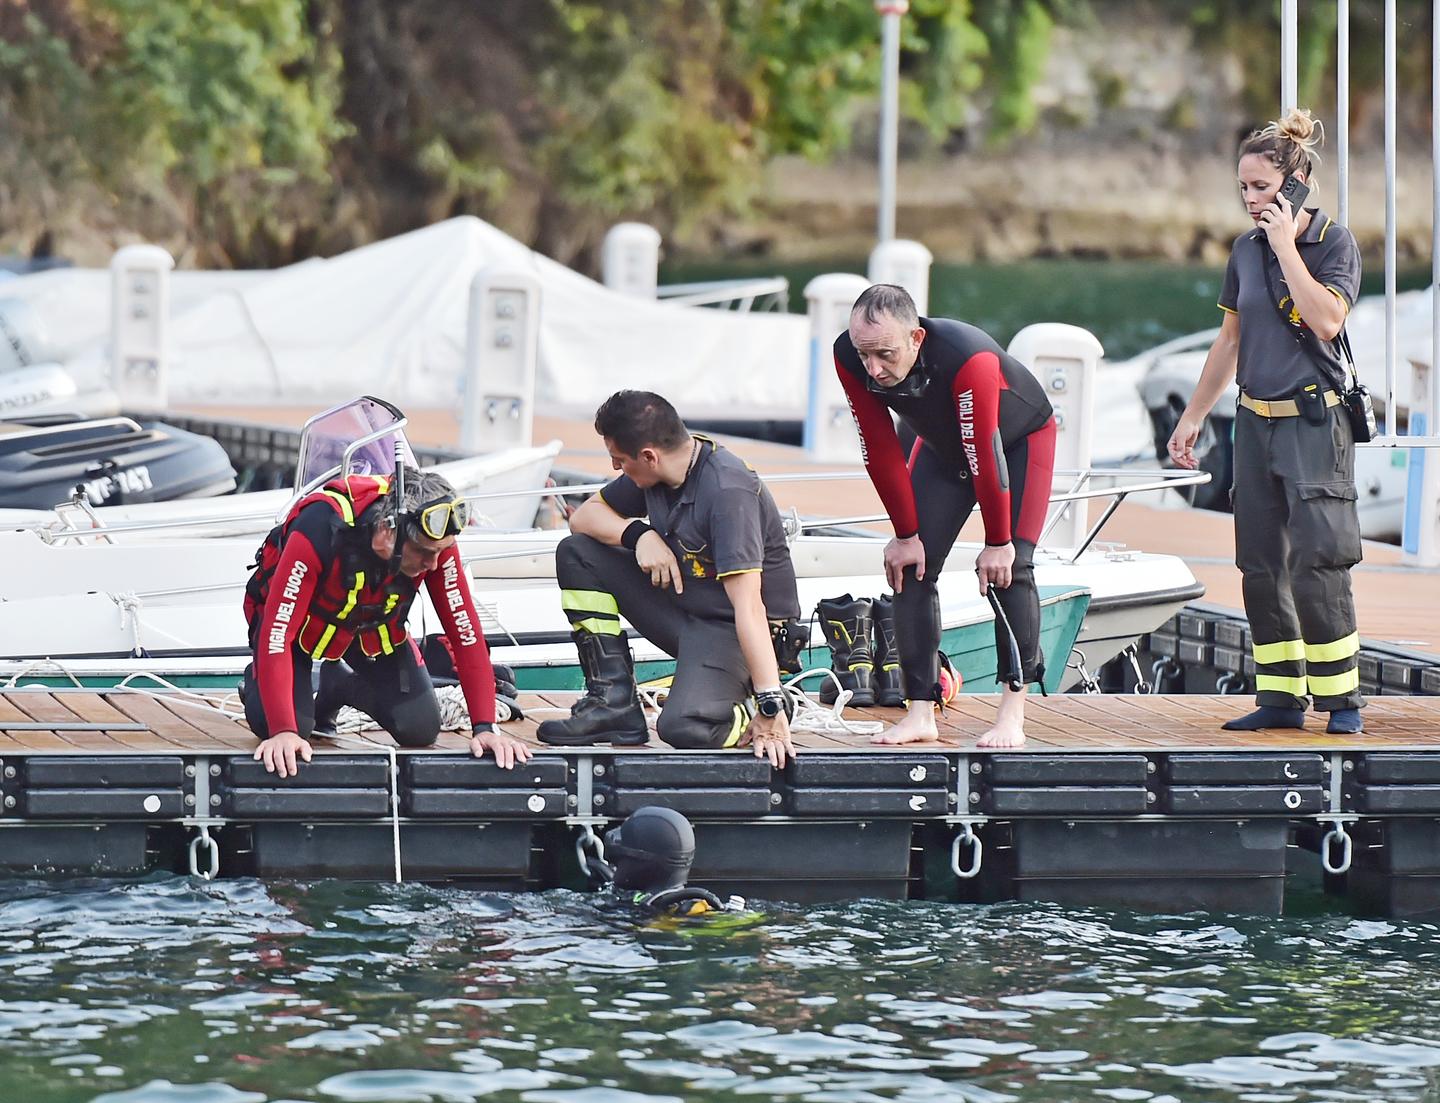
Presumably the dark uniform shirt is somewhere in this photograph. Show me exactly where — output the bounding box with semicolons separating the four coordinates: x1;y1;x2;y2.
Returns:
1219;207;1362;399
599;435;801;622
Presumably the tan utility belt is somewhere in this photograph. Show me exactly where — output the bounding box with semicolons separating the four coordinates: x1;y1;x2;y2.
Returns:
1239;390;1342;418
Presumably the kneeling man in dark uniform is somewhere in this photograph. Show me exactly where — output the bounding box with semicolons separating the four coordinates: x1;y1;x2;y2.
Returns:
538;391;802;767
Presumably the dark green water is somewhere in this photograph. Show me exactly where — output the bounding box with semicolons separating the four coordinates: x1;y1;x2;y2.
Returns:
661;258;1433;361
6;877;1440;1102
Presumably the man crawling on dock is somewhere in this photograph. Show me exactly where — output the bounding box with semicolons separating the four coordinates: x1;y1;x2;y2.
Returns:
241;466;531;777
834;285;1058;749
534;390;804;767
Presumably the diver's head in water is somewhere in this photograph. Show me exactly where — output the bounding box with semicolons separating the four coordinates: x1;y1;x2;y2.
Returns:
604;805;696;893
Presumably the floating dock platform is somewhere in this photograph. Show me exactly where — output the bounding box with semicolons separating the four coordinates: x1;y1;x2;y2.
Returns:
4;687;1440;918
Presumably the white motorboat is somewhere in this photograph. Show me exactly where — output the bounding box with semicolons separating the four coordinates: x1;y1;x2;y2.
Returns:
1129;285;1429;539
0;395;562;538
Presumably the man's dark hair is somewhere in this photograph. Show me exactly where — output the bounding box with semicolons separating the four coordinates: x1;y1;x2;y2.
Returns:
851;283;919;328
594;390;689;457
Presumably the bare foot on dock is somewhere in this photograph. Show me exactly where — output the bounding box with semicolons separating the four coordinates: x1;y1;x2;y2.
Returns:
976;720;1025;749
872;702;940;745
975;685;1028;748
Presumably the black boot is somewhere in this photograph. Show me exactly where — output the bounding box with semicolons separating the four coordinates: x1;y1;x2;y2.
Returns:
870;593;905;707
816;595;876;708
537;632;649;746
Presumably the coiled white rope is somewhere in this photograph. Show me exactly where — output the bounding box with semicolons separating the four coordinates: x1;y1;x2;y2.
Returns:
332;684;520;734
783;668;884;737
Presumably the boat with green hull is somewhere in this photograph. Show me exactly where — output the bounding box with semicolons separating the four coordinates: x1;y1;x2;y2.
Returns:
0;586;1089;698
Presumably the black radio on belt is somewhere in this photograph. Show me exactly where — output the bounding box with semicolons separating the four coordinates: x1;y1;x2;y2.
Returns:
769;618;808;676
1297;383;1328;425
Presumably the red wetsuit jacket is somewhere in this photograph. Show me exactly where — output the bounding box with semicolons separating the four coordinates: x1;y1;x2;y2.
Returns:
243;476;496;734
834;317;1055;545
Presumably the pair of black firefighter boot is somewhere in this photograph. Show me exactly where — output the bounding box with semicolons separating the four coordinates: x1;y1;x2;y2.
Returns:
870;593;906;707
817;595;877;708
537;631;649;746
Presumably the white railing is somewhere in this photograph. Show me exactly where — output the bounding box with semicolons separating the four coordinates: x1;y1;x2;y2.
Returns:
655;277;789;312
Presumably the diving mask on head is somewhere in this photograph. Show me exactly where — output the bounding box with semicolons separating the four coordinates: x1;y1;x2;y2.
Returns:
411;496;470;541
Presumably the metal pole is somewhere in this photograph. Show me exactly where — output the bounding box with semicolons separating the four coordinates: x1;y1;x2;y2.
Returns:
1425;0;1440;449
1281;0;1298;114
875;0;908;244
1385;0;1398;437
1337;0;1349;224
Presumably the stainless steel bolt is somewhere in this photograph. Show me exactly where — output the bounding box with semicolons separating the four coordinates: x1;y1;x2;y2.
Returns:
969;762;982;775
210;764;222;777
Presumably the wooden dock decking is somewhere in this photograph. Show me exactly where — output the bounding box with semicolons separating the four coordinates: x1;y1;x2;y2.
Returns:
178;404;1440;655
3;689;1439;755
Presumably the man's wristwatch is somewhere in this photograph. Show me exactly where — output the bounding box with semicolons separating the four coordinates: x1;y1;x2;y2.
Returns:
755;689;786;718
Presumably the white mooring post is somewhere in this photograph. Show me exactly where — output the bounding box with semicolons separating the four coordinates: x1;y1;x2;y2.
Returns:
601;223;662;299
1404;359;1440;566
868;239;933;317
1007;323;1104;551
462;269;540;453
109;244;173;412
803;273;872;462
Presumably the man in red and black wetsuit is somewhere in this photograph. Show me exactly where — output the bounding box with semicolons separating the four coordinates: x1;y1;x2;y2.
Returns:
241;466;531;776
835;284;1056;748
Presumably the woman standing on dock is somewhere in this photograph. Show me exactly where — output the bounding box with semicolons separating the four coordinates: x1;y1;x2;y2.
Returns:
1167;108;1364;734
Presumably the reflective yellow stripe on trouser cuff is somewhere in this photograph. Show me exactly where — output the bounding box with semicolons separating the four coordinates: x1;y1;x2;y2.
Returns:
1255;674;1308;697
1309;669;1360;697
561;588;621;616
722;703;747;748
573;617;624;636
1253;639;1305;665
1306;632;1360;663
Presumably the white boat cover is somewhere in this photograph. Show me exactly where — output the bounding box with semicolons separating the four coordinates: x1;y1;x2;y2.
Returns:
1;218;813;420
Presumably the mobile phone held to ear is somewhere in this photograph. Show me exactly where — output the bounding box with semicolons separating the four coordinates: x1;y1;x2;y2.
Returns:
1276;174;1310;213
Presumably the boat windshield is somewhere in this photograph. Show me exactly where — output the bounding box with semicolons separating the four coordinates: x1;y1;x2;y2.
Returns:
294;396;417;493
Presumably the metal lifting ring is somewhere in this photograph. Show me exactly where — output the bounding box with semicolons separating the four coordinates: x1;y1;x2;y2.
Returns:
950;823;983;880
1321;821;1353;875
1124;646;1151;694
1067;648;1101;695
1150;656;1180;689
188;824;220;880
574;823;606;871
1216;671;1241;695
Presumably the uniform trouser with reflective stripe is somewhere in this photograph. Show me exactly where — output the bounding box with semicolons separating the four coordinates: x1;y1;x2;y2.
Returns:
242;637;440;745
556;534;749;749
1233;404;1363;711
896;426;1053;698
